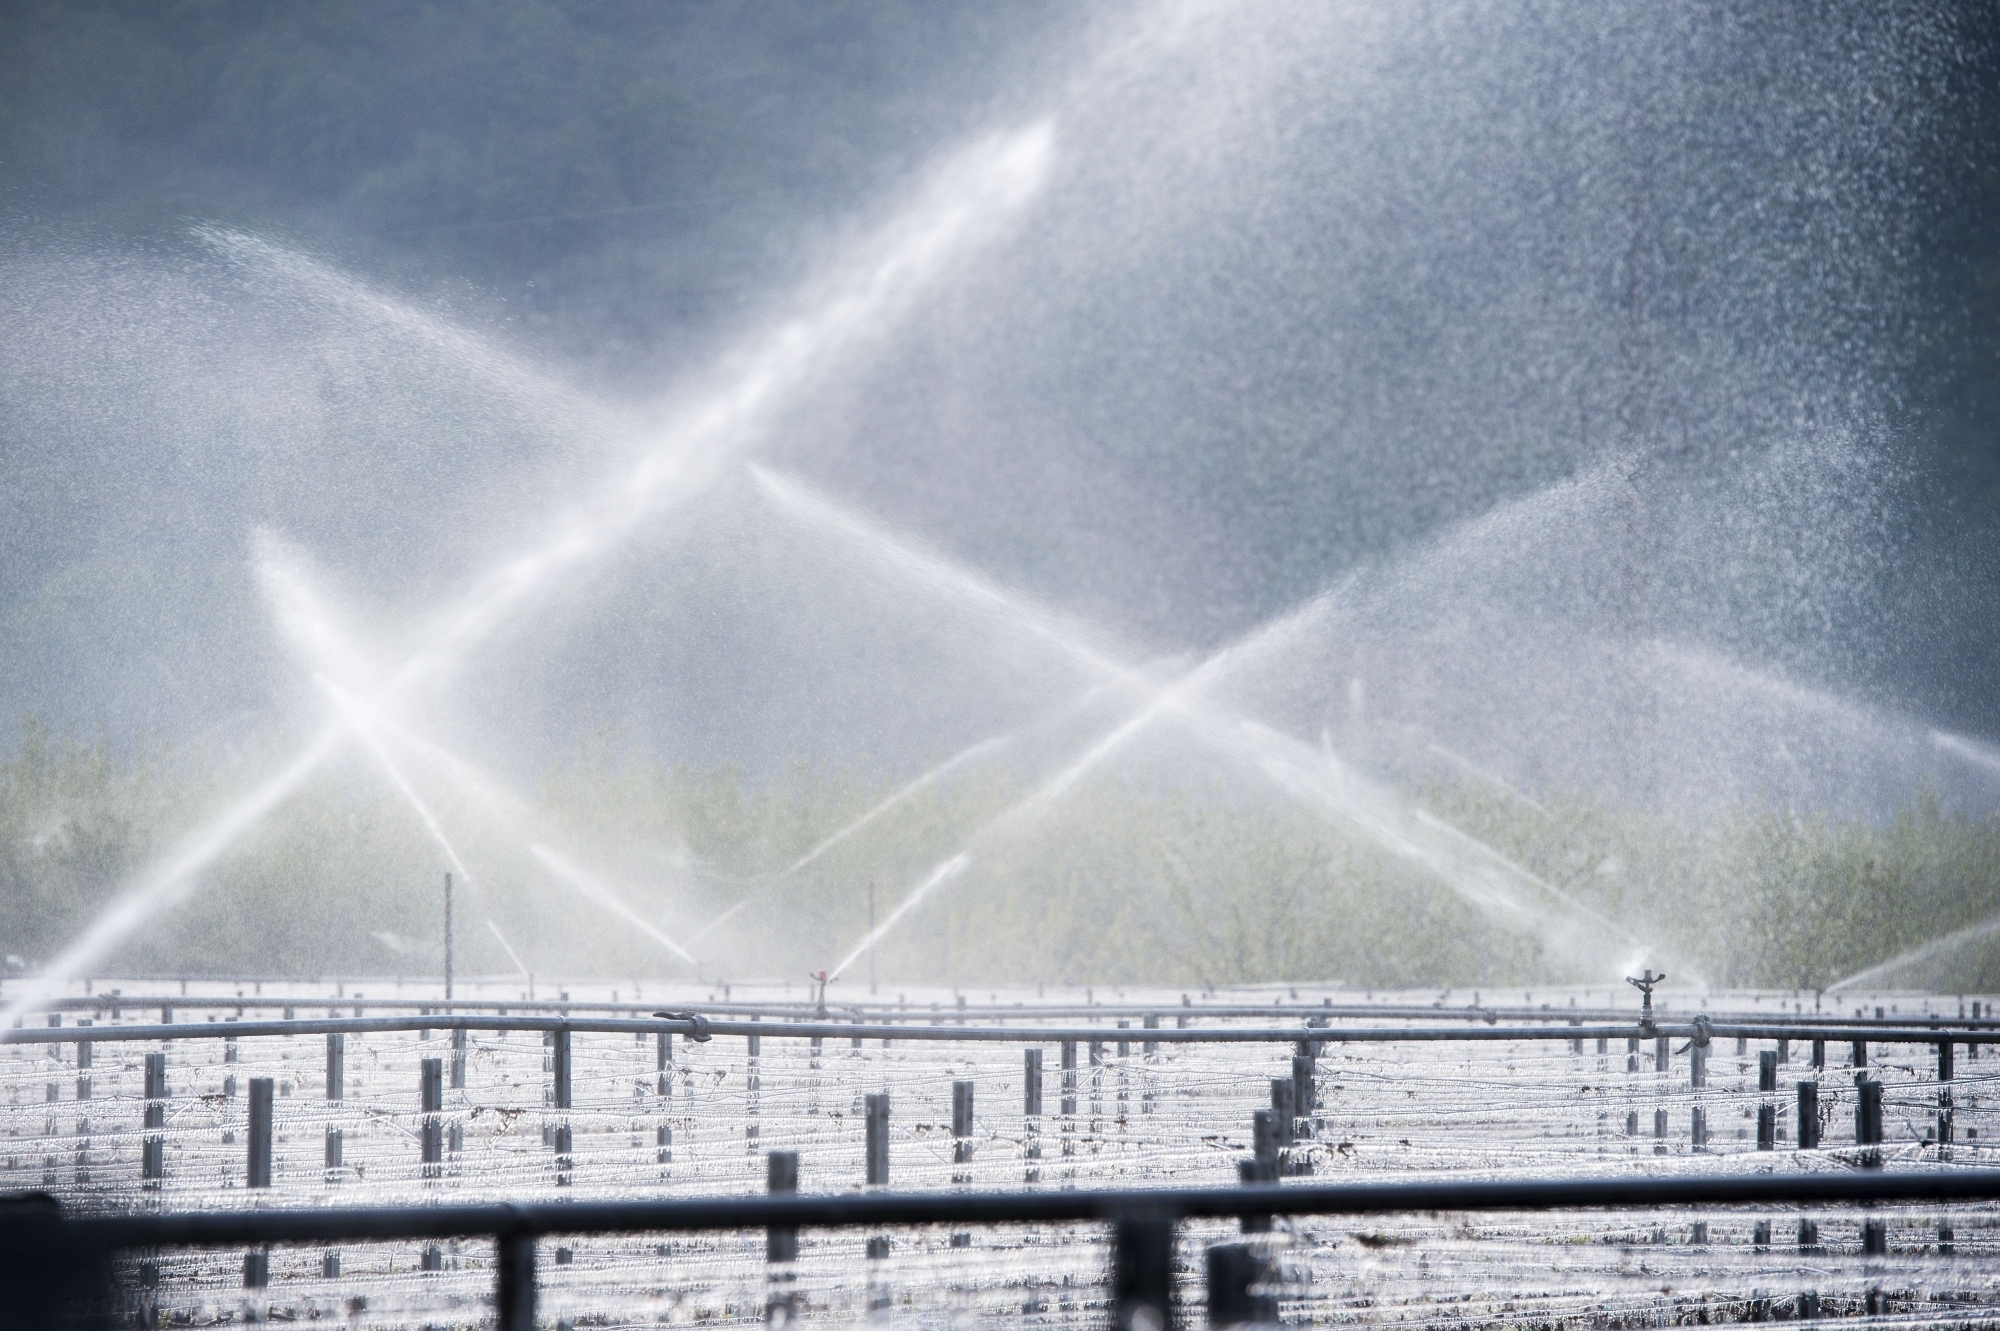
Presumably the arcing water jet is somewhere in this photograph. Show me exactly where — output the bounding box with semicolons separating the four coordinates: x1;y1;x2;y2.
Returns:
2;116;1055;1022
783;729;1017;877
754;467;1662;976
529;844;698;967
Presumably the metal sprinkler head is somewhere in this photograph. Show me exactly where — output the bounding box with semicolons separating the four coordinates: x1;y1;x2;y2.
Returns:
1626;969;1667;1033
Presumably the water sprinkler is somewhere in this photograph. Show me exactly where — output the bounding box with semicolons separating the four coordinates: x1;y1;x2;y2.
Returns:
1626;969;1666;1033
809;971;830;1018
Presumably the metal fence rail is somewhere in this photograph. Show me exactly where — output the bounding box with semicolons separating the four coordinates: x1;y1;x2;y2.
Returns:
9;1012;2000;1048
31;992;1984;1025
24;991;1999;1031
14;1170;2000;1331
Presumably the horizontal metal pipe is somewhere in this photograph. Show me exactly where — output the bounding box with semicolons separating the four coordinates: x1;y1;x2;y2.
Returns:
54;1170;2000;1252
10;1014;1995;1047
31;991;1985;1031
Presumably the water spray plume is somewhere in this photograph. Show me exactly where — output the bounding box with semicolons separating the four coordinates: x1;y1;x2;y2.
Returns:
6;117;1055;1019
370;714;537;826
530;844;698;966
751;463;1133;683
1934;730;2000;780
485;919;532;982
785;677;1141;877
826;591;1363;982
255;532;385;694
384;121;1051;703
785;731;1017;876
261;550;743;977
1;720;351;1022
758;468;1658;975
1426;742;1551;816
828;854;972;981
313;677;475;888
688;899;750;948
1829;914;2000;993
261;542;479;884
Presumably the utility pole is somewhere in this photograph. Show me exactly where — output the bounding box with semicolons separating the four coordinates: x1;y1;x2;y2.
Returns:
444;872;454;1002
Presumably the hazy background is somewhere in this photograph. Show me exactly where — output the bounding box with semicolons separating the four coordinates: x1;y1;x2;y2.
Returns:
2;1;1998;985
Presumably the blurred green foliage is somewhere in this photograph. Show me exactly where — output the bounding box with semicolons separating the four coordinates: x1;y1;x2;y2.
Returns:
6;717;1997;993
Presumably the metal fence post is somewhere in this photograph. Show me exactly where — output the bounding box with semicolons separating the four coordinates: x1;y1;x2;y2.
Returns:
552;1028;573;1185
326;1033;345;1101
747;1026;762;1151
1797;1081;1820;1150
247;1078;274;1188
324;1032;346;1181
865;1090;891;1261
142;1052;167;1184
952;1080;975;1170
865;1091;890;1186
1856;1075;1883;1168
766;1150;799;1263
1269;1078;1296;1171
1939;1039;1955;1156
421;1058;443;1179
1114;1214;1177;1331
497;1232;536;1331
1024;1049;1043;1182
1757;1051;1777;1150
552;1028;572;1110
1206;1242;1274;1328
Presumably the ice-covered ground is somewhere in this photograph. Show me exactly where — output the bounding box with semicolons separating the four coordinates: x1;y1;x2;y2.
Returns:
7;978;1996;1327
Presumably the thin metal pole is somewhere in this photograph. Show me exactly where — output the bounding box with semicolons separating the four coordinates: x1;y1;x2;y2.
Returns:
868;882;877;995
444;872;454;1002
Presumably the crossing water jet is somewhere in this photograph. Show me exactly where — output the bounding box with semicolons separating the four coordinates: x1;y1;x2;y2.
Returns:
2;114;1056;1022
756;467;1663;974
264;550;732;966
530;844;698;967
314;676;476;889
828;855;971;982
783;730;1018;877
780;676;1137;878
